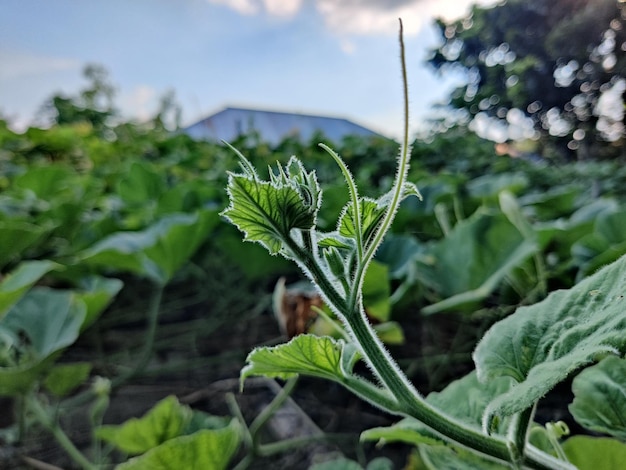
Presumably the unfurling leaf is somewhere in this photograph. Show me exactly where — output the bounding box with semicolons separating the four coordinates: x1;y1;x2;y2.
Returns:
222;151;320;256
474;254;626;420
338;183;420;250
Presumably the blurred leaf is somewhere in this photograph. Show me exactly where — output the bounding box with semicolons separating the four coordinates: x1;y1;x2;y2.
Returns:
309;458;363;470
373;321;404;345
13;166;74;200
562;436;626;470
570;355;626;440
474;254;626;421
362;260;390;322
309;457;394;470
44;362;92;397
0;220;50;268
97;395;192;455
74;276;124;330
81;210;218;284
421;209;537;314
0;260;58;319
0;288;86;396
116;421;240;470
117;161;165;206
467;173;528;199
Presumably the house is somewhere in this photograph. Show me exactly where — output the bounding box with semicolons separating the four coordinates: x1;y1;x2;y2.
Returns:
183;106;384;145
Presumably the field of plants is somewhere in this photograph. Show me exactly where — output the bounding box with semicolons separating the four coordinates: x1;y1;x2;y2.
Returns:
1;99;626;470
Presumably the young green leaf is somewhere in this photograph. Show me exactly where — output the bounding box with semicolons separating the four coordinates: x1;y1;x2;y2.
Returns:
338;183;420;251
240;334;360;385
474;254;626;421
96;395;192;455
222;154;319;256
569;355;626;440
117;421;241;470
44;362;92;397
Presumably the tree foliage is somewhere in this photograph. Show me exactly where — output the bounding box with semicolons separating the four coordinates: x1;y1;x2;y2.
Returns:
429;0;626;160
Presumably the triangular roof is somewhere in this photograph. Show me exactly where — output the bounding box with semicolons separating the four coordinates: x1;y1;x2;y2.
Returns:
183;106;384;145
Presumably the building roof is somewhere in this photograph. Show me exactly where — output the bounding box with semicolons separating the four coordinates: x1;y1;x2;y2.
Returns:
183;106;384;145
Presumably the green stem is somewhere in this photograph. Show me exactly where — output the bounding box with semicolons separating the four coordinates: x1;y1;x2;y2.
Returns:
249;377;298;437
27;396;97;470
257;433;352;457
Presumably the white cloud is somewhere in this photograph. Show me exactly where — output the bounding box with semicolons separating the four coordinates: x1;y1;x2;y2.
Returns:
206;0;303;18
119;85;159;122
0;48;81;81
264;0;303;17
206;0;500;33
316;0;501;36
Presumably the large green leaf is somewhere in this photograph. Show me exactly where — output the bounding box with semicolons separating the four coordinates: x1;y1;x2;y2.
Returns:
474;254;626;421
241;334;359;384
0;288;86;396
222;153;319;256
74;276;124;330
81;210;218;284
97;395;192;455
13;166;75;200
117;161;166;206
572;209;626;278
421;209;538;314
1;288;85;359
0;260;58;319
569;356;626;440
116;420;240;470
562;436;626;470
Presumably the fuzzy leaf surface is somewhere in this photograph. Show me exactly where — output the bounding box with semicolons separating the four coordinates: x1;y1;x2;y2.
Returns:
223;169;316;255
474;254;626;419
338;183;420;249
241;334;359;385
569;355;626;440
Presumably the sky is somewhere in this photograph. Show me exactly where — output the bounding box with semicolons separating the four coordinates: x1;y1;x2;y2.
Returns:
0;0;499;139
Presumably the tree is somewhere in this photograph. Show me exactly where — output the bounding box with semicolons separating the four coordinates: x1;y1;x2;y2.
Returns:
428;0;626;160
44;64;116;132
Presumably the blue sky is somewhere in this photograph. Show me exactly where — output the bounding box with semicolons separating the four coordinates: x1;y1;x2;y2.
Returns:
0;0;495;138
